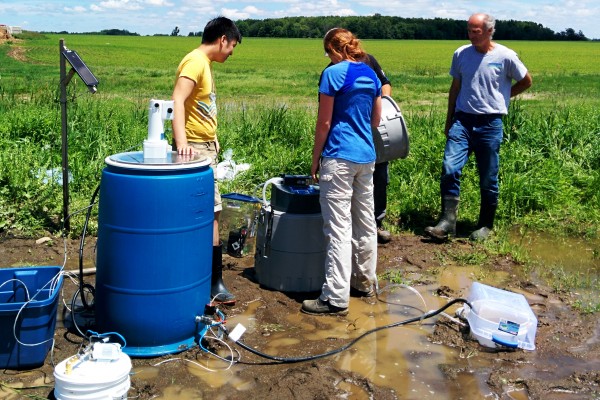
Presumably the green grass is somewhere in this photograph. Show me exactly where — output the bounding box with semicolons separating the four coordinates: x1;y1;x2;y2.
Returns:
7;35;600;106
1;35;599;234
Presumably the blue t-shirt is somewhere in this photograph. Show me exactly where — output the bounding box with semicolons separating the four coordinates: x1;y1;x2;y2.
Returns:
319;61;381;164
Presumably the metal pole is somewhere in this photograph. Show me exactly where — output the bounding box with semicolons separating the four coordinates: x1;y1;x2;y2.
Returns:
59;39;70;231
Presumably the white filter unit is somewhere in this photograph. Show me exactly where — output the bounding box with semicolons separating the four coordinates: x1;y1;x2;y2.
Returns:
464;282;538;350
54;344;132;400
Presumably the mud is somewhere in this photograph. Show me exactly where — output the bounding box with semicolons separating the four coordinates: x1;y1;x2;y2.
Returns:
0;232;598;399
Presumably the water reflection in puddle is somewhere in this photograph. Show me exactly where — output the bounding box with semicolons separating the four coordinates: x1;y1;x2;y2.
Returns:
336;282;488;399
151;385;203;399
510;228;600;274
225;274;475;399
510;229;599;308
157;267;538;399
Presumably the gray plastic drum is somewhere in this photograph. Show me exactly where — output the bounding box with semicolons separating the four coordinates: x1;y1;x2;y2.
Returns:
372;95;409;163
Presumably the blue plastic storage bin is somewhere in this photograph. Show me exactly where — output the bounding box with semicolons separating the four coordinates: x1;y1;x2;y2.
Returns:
0;266;63;369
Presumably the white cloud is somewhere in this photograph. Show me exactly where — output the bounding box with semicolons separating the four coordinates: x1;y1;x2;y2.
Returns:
145;0;175;6
100;0;175;11
334;8;358;16
64;6;87;13
221;7;252;20
97;0;143;11
243;6;261;15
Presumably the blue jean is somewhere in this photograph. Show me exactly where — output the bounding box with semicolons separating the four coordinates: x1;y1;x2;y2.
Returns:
440;112;503;206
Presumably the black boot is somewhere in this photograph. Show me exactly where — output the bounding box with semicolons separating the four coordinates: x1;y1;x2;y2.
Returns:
469;203;497;241
211;243;236;304
424;196;459;242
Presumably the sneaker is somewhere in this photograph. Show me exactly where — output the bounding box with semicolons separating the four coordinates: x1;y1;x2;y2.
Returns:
349;286;376;298
301;298;348;316
377;228;391;244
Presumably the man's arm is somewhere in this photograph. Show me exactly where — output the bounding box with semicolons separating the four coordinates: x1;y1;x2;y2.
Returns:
171;76;196;155
511;72;532;97
445;78;461;136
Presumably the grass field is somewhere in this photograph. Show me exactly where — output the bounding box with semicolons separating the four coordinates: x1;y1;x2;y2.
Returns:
4;35;600;104
1;34;599;236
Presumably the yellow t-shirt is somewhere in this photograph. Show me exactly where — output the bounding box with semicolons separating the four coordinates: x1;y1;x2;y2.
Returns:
175;49;217;142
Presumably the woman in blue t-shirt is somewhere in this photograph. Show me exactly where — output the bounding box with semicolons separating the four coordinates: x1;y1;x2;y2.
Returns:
302;28;382;316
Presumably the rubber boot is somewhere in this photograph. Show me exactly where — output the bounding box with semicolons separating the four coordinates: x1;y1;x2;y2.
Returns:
211;243;236;305
469;203;497;241
424;196;459;242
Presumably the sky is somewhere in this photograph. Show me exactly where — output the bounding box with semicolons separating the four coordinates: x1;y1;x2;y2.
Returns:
1;0;599;39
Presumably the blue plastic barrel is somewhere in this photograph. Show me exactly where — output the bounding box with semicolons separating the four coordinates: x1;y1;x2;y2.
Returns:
95;152;213;357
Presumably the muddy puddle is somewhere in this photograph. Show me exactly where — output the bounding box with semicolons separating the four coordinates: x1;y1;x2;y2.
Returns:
510;228;600;274
135;267;531;399
510;229;600;307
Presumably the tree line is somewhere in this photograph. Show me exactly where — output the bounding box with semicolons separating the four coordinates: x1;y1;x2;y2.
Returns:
42;15;589;40
229;15;588;41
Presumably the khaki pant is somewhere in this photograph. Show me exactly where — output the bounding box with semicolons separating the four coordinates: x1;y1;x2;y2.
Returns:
189;141;222;212
318;157;378;308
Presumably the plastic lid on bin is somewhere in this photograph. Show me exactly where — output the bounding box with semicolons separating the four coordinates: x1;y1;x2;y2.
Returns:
222;193;261;203
105;151;210;171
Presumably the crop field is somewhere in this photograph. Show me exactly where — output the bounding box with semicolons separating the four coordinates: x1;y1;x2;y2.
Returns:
0;34;599;243
5;36;600;103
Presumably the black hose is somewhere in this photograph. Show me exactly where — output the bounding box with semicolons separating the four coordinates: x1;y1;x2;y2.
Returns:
231;298;472;364
78;184;100;309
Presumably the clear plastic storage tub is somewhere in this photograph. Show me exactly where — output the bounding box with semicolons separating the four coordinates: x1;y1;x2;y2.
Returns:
220;193;261;258
465;282;537;350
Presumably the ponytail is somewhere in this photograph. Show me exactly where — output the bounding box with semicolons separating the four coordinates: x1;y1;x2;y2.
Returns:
324;28;366;62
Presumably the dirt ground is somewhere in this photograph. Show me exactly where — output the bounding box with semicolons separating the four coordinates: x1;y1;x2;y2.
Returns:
1;232;599;399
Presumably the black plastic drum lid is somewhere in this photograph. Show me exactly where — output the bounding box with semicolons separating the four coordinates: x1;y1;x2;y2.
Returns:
372;95;410;163
270;183;321;214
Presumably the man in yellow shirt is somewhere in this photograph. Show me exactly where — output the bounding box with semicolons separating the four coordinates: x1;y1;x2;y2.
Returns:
172;17;242;304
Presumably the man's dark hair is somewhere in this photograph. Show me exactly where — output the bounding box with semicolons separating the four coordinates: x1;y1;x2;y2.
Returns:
201;16;242;44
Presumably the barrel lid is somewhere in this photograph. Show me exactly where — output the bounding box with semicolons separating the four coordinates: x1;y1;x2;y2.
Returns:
373;95;410;163
105;151;211;171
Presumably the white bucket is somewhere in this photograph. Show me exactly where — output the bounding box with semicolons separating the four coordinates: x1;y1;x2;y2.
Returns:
53;351;132;400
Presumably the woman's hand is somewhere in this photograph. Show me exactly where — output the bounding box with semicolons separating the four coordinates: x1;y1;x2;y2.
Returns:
311;160;320;183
